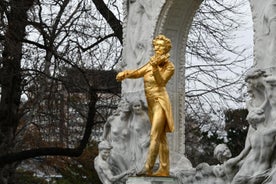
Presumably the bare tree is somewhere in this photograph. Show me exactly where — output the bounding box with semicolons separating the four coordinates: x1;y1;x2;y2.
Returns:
0;0;36;183
185;0;252;121
0;0;121;183
184;0;253;164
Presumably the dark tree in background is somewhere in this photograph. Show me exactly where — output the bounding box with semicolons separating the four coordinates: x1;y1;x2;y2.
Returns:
0;0;121;183
185;114;224;166
186;108;249;166
0;1;35;183
225;109;249;157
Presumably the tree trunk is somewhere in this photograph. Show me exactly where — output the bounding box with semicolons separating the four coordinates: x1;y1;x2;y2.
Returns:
0;0;34;183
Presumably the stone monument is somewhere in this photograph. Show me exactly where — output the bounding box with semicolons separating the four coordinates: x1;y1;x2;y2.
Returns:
94;0;276;183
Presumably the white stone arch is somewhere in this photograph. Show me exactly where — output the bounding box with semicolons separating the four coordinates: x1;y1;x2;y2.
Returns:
122;0;271;154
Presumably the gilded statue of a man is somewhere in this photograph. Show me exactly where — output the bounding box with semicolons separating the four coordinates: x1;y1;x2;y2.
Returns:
116;34;174;176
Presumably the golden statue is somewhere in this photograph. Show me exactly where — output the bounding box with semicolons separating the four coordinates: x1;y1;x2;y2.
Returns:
116;35;174;176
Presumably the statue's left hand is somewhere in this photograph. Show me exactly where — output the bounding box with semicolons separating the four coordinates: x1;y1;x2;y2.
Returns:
116;71;126;81
150;55;167;67
149;56;158;67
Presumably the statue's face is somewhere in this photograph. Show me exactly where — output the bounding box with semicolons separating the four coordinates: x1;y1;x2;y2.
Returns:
100;149;111;161
153;39;166;55
246;79;253;93
118;99;130;112
221;146;232;159
216;144;232;163
132;101;142;114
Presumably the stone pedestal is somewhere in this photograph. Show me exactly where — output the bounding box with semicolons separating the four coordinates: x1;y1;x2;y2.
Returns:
126;176;178;184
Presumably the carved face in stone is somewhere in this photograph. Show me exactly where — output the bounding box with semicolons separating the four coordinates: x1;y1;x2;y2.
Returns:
98;141;112;161
246;78;254;95
118;99;130;112
214;144;232;163
221;146;232;159
132;100;143;114
245;69;266;98
100;149;111;161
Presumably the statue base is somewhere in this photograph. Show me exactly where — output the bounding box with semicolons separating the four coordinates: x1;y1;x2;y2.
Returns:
126;176;178;184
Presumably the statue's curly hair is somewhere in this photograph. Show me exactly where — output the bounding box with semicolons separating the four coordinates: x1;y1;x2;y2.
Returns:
153;34;172;53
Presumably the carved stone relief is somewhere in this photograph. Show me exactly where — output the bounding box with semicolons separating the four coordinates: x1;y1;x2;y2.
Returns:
95;0;276;183
250;0;276;69
95;98;193;183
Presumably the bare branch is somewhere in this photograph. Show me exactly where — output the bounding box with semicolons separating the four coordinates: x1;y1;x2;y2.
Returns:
0;88;97;167
92;0;122;44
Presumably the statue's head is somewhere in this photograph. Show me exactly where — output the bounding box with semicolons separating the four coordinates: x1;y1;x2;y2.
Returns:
245;69;266;94
118;98;130;113
98;141;113;161
152;35;172;55
131;99;145;114
214;144;232;163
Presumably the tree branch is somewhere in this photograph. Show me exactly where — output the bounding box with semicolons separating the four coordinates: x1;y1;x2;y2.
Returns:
0;88;97;167
71;33;116;52
92;0;122;44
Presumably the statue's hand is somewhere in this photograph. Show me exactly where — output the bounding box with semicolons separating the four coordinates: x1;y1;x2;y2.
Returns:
116;71;126;81
157;55;168;63
149;54;168;67
149;56;157;67
150;56;162;68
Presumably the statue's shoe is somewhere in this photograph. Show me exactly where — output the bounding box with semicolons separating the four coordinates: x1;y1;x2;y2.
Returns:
152;169;169;177
136;166;152;176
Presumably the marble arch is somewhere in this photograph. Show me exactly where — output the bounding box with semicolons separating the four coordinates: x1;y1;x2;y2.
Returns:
121;0;275;156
